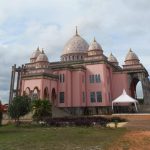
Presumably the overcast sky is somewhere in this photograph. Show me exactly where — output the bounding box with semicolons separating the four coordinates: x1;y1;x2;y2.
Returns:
0;0;150;103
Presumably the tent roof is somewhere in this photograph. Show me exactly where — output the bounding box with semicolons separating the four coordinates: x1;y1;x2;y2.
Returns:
112;90;138;104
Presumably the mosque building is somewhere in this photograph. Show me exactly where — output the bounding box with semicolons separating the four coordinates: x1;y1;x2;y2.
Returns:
9;28;150;115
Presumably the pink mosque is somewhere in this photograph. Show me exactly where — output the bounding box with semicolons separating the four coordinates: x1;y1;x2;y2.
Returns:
9;28;150;115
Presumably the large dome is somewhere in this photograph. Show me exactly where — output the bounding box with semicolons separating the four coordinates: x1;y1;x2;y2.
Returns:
36;50;48;62
88;38;102;51
62;33;89;55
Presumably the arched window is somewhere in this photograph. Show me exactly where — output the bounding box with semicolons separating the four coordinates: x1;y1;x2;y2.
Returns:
51;88;57;105
62;74;65;82
44;87;49;100
25;87;30;96
32;87;40;100
59;74;65;83
98;74;101;83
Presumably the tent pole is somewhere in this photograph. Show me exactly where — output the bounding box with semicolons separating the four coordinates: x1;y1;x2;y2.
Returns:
112;102;113;110
134;102;138;112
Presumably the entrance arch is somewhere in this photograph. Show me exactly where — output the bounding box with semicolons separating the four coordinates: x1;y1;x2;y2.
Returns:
130;78;144;104
129;78;139;98
129;72;150;104
136;81;143;99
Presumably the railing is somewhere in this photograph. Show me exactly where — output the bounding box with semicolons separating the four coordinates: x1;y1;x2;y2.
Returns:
22;69;52;75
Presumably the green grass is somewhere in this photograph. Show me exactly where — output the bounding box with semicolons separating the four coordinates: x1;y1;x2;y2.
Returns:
0;125;126;150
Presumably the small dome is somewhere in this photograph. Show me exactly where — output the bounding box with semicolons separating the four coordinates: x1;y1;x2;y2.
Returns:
108;53;118;66
88;38;102;51
36;50;48;62
62;28;89;55
30;47;41;59
124;48;140;65
108;53;118;63
125;49;139;61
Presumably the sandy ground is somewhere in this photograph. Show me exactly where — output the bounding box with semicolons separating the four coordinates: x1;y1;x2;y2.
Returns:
109;114;150;150
109;131;150;150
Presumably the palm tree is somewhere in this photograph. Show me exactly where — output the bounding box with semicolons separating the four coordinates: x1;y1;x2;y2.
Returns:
32;99;52;122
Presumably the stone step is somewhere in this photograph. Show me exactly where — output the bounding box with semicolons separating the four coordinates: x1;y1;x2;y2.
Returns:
52;106;72;118
138;104;150;113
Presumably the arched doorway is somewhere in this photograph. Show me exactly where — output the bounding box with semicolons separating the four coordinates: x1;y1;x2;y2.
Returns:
128;71;150;105
24;87;31;96
51;88;56;105
44;87;49;100
136;81;143;98
130;78;144;103
136;81;144;104
130;78;139;98
32;87;40;100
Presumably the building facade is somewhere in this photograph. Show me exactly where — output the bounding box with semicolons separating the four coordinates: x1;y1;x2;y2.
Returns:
9;29;150;115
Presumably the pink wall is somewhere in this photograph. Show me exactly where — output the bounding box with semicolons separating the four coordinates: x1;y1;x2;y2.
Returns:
80;71;86;107
42;79;57;102
22;79;42;94
72;70;83;107
86;64;111;107
21;63;130;109
22;78;57;101
57;70;72;107
112;73;129;100
56;69;86;107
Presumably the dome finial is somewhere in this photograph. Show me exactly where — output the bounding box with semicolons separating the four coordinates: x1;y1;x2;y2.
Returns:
75;26;78;36
37;46;40;51
129;48;132;52
42;48;44;54
93;37;96;42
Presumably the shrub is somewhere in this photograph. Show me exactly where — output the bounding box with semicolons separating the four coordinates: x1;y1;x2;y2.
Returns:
45;116;110;127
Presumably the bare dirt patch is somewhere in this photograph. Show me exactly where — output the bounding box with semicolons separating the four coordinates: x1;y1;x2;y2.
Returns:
109;114;150;150
109;130;150;150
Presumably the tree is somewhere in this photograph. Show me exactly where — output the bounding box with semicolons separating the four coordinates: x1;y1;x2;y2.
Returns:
0;101;2;126
8;95;31;126
32;99;52;122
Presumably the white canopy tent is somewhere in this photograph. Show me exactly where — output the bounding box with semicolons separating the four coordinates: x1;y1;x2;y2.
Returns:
112;90;139;112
